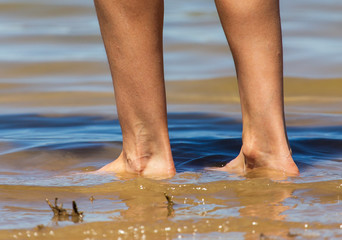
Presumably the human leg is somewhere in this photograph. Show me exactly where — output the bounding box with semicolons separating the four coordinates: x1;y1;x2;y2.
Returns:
214;0;299;175
93;0;175;178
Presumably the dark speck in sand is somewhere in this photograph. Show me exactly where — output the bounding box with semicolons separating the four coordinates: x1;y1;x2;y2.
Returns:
46;198;84;224
164;192;175;217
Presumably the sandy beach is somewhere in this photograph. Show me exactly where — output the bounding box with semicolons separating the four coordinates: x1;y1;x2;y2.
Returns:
0;0;342;239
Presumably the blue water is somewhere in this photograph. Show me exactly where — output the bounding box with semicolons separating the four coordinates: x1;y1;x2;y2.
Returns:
0;0;342;238
0;112;341;186
1;0;342;82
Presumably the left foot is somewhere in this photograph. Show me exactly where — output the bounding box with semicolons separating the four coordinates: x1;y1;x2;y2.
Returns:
211;145;299;177
210;150;245;174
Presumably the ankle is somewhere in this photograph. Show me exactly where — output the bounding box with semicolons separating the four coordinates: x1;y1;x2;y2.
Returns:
121;135;174;175
242;138;290;156
242;122;291;151
122;151;151;174
241;131;292;168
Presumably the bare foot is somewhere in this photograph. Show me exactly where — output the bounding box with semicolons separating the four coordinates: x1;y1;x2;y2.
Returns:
97;152;176;179
212;146;299;177
210;150;246;174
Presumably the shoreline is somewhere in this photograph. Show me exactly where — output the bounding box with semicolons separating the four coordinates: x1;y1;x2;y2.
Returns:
0;77;341;116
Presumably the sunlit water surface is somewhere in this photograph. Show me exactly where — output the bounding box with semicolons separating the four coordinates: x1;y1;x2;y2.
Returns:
0;113;342;239
0;0;342;239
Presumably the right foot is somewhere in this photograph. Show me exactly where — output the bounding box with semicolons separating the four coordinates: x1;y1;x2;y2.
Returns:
97;151;176;179
97;120;176;179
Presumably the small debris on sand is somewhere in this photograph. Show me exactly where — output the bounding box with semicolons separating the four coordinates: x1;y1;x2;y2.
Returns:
164;193;174;217
46;198;84;223
35;224;45;231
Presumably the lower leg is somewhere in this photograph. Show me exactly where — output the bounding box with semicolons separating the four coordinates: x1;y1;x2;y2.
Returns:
215;0;298;175
94;0;175;178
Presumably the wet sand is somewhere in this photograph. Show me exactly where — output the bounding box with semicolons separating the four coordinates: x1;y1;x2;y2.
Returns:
2;178;342;239
1;0;342;239
0;85;341;239
1;77;341;114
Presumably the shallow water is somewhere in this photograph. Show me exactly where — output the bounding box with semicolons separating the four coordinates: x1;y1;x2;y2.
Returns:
1;0;342;82
0;112;342;239
0;0;342;239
